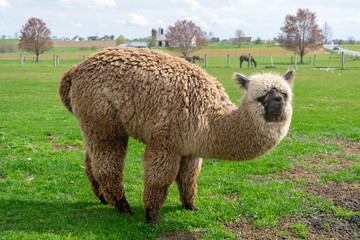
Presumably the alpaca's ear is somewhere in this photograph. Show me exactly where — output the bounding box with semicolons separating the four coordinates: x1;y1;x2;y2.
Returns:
233;73;250;90
283;70;295;85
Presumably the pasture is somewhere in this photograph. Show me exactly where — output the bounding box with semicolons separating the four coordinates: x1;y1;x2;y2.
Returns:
0;53;359;239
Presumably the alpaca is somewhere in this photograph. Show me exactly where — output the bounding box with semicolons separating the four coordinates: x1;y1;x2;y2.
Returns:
240;55;257;68
59;47;294;225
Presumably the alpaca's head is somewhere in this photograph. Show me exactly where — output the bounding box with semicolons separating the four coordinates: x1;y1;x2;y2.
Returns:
233;70;295;123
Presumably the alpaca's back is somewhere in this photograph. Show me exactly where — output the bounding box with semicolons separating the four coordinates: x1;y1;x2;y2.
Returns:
60;47;234;147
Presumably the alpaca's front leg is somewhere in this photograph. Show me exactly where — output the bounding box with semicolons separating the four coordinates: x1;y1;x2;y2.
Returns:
176;156;202;211
142;147;181;225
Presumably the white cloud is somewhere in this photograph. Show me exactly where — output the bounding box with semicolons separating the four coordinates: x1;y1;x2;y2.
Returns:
171;0;200;9
0;0;10;9
115;19;126;25
71;21;82;27
346;16;360;24
156;19;165;26
220;6;237;13
127;13;150;27
59;0;116;9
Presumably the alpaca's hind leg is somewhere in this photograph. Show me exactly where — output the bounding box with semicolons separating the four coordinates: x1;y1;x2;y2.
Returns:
176;156;202;211
86;133;134;215
84;150;107;205
142;147;181;225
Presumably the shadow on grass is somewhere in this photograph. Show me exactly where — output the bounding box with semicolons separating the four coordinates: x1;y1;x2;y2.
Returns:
1;199;184;239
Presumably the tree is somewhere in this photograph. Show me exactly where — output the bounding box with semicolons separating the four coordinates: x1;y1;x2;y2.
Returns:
255;37;262;44
323;22;333;44
166;20;205;57
279;8;324;64
19;18;53;62
234;29;245;47
347;36;356;44
115;35;126;46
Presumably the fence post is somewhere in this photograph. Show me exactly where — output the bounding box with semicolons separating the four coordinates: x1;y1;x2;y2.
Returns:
270;55;273;67
248;54;251;68
294;53;297;69
314;55;316;68
20;54;23;67
53;55;56;67
227;54;230;68
341;52;344;70
205;54;207;69
56;56;59;66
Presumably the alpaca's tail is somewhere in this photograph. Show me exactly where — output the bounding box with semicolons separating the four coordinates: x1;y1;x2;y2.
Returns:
59;67;74;113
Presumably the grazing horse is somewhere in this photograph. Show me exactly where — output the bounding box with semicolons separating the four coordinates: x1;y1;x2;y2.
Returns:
192;55;204;63
240;55;257;68
180;55;204;64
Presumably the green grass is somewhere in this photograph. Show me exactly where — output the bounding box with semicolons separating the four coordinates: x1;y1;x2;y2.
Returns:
341;44;360;52
0;56;359;239
197;52;360;70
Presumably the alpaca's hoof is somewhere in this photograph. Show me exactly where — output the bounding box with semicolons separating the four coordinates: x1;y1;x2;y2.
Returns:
184;202;199;211
115;196;135;215
98;194;108;205
145;208;160;225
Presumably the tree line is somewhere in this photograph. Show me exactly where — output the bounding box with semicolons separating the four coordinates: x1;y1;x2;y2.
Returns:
14;9;331;63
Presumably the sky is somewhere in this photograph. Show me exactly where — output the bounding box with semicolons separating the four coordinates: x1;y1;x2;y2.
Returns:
0;0;360;41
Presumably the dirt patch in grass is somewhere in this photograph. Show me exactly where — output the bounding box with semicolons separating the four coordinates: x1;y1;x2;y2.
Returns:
225;213;360;239
277;151;359;212
46;133;85;151
224;138;360;239
278;154;357;181
334;138;360;156
52;144;86;151
301;181;360;212
160;230;200;240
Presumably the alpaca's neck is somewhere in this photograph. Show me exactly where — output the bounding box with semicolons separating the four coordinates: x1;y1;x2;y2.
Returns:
205;102;288;161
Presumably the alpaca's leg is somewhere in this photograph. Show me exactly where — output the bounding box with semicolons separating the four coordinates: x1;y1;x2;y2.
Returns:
142;147;181;225
176;156;202;211
86;133;134;215
84;150;107;205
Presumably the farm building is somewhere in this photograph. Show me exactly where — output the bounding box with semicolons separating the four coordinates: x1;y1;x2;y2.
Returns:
151;27;169;47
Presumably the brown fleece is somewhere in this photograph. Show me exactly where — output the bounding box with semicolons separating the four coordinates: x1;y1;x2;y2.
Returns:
59;47;294;225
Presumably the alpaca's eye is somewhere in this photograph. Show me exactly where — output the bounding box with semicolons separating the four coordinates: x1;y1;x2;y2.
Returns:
282;92;287;99
257;95;266;104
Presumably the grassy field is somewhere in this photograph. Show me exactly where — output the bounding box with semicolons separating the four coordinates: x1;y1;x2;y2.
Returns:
0;55;359;239
341;44;360;52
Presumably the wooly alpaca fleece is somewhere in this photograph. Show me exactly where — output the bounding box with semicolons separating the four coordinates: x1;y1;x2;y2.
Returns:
59;47;295;225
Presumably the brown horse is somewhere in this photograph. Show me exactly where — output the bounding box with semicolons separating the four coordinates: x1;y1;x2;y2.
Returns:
240;55;257;68
192;55;204;63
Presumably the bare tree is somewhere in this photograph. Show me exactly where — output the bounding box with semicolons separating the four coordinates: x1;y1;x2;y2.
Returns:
166;20;205;57
323;22;333;44
279;8;324;63
19;18;53;62
235;29;245;47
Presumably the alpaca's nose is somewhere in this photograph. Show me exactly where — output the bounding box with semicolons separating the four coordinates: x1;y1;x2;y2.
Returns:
273;94;283;102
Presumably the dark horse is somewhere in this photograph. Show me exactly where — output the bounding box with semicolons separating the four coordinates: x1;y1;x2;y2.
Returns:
240;55;257;68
